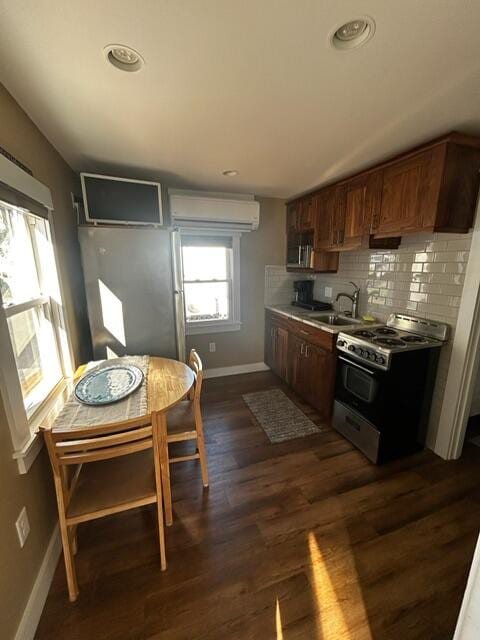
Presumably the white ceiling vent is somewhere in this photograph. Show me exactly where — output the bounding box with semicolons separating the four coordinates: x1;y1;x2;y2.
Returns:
169;191;259;231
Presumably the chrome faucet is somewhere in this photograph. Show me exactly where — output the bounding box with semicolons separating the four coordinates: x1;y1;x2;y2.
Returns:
335;282;360;319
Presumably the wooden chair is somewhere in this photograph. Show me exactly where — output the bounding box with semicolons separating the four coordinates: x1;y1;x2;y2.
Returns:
41;415;167;602
161;349;208;526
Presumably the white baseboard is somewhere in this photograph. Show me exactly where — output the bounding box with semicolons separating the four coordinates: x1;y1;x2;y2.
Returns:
204;362;269;379
15;525;61;640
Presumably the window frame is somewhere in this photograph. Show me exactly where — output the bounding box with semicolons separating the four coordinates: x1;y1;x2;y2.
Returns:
180;229;241;336
0;201;74;473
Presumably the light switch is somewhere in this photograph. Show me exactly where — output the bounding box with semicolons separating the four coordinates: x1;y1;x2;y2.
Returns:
325;286;333;298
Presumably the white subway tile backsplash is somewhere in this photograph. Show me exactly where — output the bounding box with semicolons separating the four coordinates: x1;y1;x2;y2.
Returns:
264;265;300;305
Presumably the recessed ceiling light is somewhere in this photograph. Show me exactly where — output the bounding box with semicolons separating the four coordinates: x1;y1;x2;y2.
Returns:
330;17;375;50
222;170;239;177
104;44;144;72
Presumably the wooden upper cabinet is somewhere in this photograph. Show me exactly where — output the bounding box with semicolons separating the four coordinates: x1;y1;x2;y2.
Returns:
343;171;383;248
372;149;442;236
313;187;340;250
298;197;314;231
287;197;314;234
286;201;300;235
313;174;389;251
372;137;480;237
288;133;480;253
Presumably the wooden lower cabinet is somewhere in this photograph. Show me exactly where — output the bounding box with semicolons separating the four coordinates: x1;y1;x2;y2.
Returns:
265;311;336;420
265;315;289;380
289;335;335;419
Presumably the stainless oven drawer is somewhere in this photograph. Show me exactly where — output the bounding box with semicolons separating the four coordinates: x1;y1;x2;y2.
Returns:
333;401;381;463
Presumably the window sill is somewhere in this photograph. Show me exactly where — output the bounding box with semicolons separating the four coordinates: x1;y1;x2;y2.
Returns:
12;377;74;474
186;320;242;336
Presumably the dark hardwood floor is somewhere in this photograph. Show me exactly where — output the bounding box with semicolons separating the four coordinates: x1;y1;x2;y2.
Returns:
36;371;480;639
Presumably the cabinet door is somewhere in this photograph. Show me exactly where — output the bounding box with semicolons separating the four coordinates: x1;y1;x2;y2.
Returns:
287;202;300;235
373;150;437;235
313;188;337;249
298;197;314;231
289;335;306;396
264;315;275;370
342;171;382;248
273;324;289;380
303;342;335;419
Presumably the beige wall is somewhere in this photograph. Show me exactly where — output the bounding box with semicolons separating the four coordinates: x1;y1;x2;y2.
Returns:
186;197;285;368
0;84;90;639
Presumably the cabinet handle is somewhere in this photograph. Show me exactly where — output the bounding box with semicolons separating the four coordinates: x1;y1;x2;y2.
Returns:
339;229;344;244
305;345;310;357
345;415;361;431
300;343;304;355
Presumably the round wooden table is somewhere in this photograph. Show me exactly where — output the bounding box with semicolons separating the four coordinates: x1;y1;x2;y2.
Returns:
147;356;195;413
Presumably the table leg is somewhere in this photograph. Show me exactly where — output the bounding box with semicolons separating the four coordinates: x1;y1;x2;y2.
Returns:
155;411;173;526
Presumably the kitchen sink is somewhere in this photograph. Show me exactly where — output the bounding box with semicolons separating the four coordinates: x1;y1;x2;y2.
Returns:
306;312;362;326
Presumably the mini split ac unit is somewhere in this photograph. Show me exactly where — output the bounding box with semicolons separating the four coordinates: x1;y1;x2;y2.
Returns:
169;190;260;231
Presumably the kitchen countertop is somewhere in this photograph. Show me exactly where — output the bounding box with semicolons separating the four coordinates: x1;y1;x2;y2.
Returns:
265;304;382;334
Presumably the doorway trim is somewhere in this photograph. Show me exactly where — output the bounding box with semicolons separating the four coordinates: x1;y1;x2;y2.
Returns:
434;194;480;459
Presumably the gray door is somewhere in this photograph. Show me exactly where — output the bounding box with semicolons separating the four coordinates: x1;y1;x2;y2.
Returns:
79;226;180;360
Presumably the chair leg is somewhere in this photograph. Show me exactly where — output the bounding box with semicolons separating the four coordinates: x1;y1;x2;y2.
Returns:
195;415;209;488
53;475;79;601
152;424;167;571
156;411;173;527
59;516;79;602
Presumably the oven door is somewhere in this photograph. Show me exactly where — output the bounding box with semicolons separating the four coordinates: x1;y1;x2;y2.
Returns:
335;354;387;426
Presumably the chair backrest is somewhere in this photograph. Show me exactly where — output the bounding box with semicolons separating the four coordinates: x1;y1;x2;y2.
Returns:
189;349;203;404
41;415;154;473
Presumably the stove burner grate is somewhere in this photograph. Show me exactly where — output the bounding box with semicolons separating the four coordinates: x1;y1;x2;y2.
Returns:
374;337;406;347
401;335;428;344
375;327;398;336
353;330;376;338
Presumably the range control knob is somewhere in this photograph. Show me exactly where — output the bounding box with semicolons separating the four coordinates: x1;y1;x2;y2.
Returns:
355;346;363;355
376;356;385;365
348;345;355;352
368;352;376;361
337;339;346;347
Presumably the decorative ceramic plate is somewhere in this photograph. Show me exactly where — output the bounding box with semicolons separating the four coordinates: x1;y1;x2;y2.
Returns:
74;364;144;406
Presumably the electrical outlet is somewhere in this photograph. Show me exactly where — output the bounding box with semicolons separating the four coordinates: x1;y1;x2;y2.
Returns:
325;286;333;298
209;342;216;353
15;507;30;548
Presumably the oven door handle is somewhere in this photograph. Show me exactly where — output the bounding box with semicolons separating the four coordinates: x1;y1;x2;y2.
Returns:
338;355;375;375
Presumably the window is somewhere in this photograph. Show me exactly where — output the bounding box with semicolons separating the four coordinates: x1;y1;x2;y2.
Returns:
181;233;241;334
0;202;66;417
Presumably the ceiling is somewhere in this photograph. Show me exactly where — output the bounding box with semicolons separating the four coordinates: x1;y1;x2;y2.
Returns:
0;0;479;198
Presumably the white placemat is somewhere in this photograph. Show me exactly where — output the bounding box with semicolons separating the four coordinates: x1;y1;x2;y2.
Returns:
52;355;150;431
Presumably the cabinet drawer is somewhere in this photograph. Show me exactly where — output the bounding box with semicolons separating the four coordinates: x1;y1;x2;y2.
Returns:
266;310;290;331
287;317;335;352
333;401;380;463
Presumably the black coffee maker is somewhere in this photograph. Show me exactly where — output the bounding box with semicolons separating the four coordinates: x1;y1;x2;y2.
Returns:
292;280;331;311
